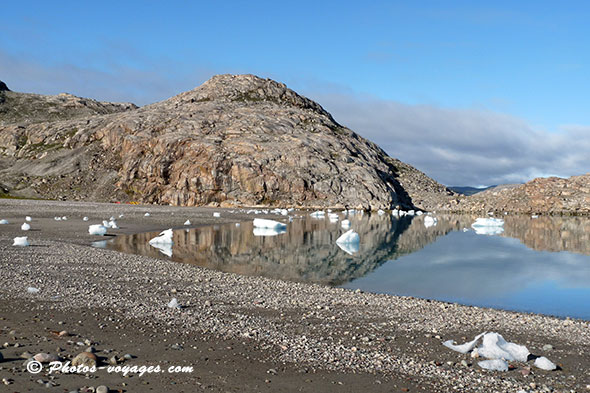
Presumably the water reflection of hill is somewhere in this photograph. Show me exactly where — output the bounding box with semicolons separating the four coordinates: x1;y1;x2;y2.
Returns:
108;213;460;285
502;216;590;255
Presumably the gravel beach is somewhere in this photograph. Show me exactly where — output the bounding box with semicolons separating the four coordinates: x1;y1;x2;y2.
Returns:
0;199;589;392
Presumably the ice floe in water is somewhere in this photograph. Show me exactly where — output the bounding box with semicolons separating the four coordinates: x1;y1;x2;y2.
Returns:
82;217;89;221
310;210;325;218
424;216;438;228
13;236;29;246
473;226;504;236
336;229;360;245
213;212;221;218
108;220;118;229
253;227;287;237
377;209;385;215
336;240;359;255
340;219;351;229
88;224;108;236
25;216;32;222
534;356;557;370
184;220;191;225
0;219;8;224
21;222;30;231
152;242;173;257
253;218;287;229
144;212;150;217
328;213;340;223
471;217;505;236
149;229;174;245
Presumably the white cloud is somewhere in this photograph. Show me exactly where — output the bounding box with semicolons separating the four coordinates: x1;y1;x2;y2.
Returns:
308;91;590;186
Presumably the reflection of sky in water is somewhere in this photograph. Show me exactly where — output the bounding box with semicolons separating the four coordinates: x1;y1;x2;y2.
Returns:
341;231;590;320
104;214;590;320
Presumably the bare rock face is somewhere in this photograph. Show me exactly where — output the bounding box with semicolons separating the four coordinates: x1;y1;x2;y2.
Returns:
0;81;9;92
0;74;454;209
453;174;590;215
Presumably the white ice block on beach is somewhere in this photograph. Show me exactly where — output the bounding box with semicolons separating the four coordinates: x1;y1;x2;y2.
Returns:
443;333;485;354
168;298;180;309
13;236;29;246
534;356;556;371
21;222;30;231
478;359;509;371
88;224;108;236
443;332;529;364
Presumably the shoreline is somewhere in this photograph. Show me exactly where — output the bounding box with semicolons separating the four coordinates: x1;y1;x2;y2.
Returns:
1;199;589;392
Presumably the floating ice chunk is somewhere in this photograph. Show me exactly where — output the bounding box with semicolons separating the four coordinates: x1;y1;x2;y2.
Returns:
108;220;118;229
487;212;494;216
25;216;32;222
213;212;221;218
534;356;556;371
13;236;29;246
149;229;174;245
61;216;67;220
310;210;325;218
21;222;31;231
144;212;150;217
184;219;191;225
424;216;438;228
531;215;539;219
27;287;40;294
443;333;485;354
347;209;356;215
119;214;124;218
0;219;8;224
337;241;359;255
152;242;173;257
398;210;407;217
168;298;180;309
54;217;61;221
82;217;89;221
416;211;423;216
391;210;399;217
473;226;504;236
328;213;339;223
341;219;351;229
253;218;287;229
253;227;286;236
377;209;385;215
88;224;108;236
478;359;508;371
407;210;415;216
472;217;504;227
235;222;240;227
336;229;360;245
102;220;110;227
477;332;529;362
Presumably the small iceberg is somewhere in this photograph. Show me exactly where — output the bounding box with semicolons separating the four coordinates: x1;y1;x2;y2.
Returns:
253;218;287;229
61;216;67;220
424;216;438;228
253;227;286;237
310;210;325;218
472;217;504;227
473;226;504;236
88;224;108;236
13;236;29;246
340;219;351;229
213;212;221;218
149;229;174;245
416;211;423;216
82;217;89;221
152;242;173;257
377;209;385;215
108;220;118;229
54;217;61;221
184;219;191;225
337;241;359;255
328;213;339;223
0;219;8;224
21;222;31;231
534;356;557;371
25;216;32;222
336;229;360;245
144;212;151;217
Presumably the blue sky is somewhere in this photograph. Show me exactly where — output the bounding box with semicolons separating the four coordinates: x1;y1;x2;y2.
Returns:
1;1;589;186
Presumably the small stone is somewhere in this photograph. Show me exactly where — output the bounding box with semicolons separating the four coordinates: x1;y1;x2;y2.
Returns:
171;344;183;350
204;300;212;307
34;353;60;363
58;330;69;337
108;356;118;365
96;385;109;393
86;346;96;353
20;351;33;359
460;360;468;367
267;368;277;375
123;353;133;360
542;344;554;351
72;352;97;368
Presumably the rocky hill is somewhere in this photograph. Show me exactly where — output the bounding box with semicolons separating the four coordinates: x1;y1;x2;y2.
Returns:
452;175;590;215
0;74;455;209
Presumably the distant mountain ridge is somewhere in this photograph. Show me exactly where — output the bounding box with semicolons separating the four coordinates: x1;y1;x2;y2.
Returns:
0;74;456;210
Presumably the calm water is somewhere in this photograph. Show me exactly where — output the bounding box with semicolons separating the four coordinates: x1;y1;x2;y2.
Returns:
101;212;590;320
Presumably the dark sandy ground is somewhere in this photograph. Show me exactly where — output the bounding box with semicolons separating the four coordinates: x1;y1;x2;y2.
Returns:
0;199;588;393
